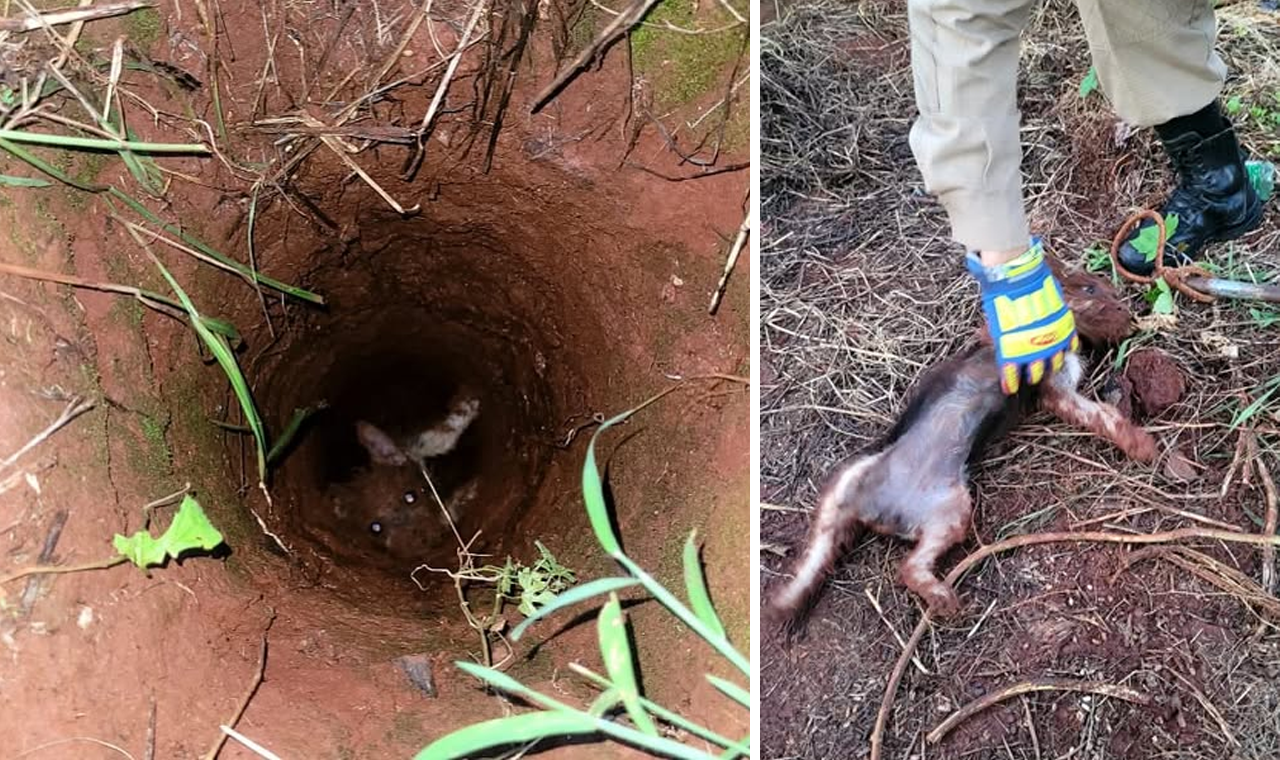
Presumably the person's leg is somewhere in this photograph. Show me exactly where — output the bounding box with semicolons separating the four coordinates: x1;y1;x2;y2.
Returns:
907;0;1036;261
1077;0;1262;274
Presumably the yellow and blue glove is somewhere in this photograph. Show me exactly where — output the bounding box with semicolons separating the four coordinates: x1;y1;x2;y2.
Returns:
965;238;1079;395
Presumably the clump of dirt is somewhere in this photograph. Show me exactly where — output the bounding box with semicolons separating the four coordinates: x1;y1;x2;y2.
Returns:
0;0;749;756
1124;348;1187;417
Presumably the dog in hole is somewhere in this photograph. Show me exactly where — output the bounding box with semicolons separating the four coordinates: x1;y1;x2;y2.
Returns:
331;389;482;556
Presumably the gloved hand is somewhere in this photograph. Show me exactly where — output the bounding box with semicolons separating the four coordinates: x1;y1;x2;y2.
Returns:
965;238;1079;395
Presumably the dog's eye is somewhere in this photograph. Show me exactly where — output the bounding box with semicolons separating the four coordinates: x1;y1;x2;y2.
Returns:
370;521;383;534
402;490;417;504
1082;284;1097;295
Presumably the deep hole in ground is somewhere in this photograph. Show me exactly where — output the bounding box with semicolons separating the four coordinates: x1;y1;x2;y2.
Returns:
248;205;603;626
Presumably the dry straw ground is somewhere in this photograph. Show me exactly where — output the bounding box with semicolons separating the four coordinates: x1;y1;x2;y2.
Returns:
760;1;1280;758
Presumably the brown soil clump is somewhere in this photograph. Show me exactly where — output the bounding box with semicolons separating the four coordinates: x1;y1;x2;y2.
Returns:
1125;348;1187;417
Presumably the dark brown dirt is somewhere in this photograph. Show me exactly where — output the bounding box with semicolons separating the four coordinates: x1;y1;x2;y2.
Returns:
0;0;748;757
761;1;1280;758
1125;348;1188;418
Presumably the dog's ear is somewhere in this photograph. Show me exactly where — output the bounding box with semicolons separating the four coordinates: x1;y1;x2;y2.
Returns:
356;421;409;466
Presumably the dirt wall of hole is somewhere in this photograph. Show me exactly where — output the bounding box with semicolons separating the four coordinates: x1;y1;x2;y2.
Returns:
148;126;753;693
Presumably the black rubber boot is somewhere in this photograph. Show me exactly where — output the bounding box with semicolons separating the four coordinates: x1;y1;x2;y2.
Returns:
1116;104;1263;276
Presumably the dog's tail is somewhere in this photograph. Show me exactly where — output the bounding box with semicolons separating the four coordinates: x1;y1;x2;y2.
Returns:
765;453;878;628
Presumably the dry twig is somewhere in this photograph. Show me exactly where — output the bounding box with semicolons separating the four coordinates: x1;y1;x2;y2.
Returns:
928;679;1151;744
204;611;276;760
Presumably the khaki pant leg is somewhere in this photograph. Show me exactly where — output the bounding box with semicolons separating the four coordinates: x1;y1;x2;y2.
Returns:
1075;0;1226;127
907;0;1035;252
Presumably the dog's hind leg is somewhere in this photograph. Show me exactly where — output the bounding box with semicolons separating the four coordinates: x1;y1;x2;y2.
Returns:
898;485;971;617
766;453;880;626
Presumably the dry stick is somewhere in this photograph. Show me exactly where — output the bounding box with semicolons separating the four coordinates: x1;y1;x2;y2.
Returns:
204;611;275;760
530;0;662;113
1121;545;1280;620
863;588;928;675
1221;427;1253;499
869;527;1280;760
114;218;257;289
709;205;750;315
927;679;1150;745
19;510;68;615
417;0;488;135
0;555;128;586
0;396;95;472
0;0;152;32
219;726;282;760
0;261;203;328
1259;455;1279;594
144;698;157;760
304;115;420;215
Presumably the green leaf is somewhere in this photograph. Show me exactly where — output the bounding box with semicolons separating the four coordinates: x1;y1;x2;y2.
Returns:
598;593;659;736
112;494;224;568
1226;95;1244;115
413;712;597;760
720;739;751;759
1250;306;1280;328
682;530;726;640
1146;279;1175;315
1129;213;1179;263
145;249;268;482
511;577;642;641
1078;66;1099;99
705;674;750;708
0;137;108;193
0;175;52;188
0;128;205;153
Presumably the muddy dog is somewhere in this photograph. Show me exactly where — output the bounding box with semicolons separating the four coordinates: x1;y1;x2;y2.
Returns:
766;258;1157;626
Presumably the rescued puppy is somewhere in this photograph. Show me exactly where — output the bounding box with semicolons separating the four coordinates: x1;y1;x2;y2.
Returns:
766;259;1156;625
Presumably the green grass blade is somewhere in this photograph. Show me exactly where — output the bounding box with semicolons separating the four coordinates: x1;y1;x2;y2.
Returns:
129;288;241;342
0;137;108;192
598;593;659;736
719;737;752;759
616;553;749;676
144;247;267;482
452;665;717;760
574;665;744;750
582;386;683;557
510;577;641;641
1231;376;1280;429
588;687;621;717
0;175;52;187
108;187;325;305
455;661;577;712
682;529;726;640
705;674;749;708
116;119;166;195
0;128;208;154
583;414;626;556
265;405;325;466
413;712;597;760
